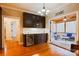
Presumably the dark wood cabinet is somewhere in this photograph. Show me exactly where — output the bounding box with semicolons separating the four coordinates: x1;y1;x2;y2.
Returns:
23;12;46;47
23;13;34;27
0;7;2;49
23;33;48;47
23;12;45;28
23;35;26;47
23;34;34;47
33;16;45;28
34;34;47;44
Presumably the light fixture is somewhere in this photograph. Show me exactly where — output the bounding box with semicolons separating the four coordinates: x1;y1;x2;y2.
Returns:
38;3;50;16
64;18;67;21
38;11;41;14
63;16;67;21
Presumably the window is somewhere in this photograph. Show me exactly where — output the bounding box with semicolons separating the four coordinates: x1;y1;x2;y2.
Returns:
66;21;76;33
57;23;64;32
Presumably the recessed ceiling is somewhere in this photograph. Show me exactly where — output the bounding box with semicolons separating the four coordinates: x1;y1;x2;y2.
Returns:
7;3;69;15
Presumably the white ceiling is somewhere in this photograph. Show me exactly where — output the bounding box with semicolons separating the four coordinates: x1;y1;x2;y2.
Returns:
9;3;69;15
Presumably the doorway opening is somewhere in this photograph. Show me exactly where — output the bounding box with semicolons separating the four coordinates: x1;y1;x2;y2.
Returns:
3;16;21;48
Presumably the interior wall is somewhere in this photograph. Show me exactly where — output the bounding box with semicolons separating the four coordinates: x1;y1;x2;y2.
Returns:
46;3;79;43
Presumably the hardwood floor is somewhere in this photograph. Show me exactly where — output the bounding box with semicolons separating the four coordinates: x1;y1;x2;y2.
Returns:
0;40;61;56
0;40;75;56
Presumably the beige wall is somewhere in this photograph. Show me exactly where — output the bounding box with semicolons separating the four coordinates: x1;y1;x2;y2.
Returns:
46;3;79;43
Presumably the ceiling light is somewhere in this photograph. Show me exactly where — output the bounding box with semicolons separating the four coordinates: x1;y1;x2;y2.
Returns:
64;18;67;21
38;3;50;16
38;11;41;14
42;9;45;12
46;10;50;13
63;16;67;21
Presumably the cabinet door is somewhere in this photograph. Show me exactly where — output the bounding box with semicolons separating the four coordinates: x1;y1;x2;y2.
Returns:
23;34;34;47
40;34;47;43
23;12;45;28
33;16;42;28
34;34;47;44
34;34;42;44
26;34;34;46
23;13;33;27
34;34;38;44
41;17;45;28
23;35;26;47
37;34;41;44
33;16;45;28
0;7;2;48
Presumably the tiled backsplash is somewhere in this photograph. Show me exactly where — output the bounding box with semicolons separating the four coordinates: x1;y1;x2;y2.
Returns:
23;28;49;34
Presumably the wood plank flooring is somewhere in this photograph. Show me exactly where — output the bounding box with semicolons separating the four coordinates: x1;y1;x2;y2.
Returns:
0;40;61;56
0;40;75;56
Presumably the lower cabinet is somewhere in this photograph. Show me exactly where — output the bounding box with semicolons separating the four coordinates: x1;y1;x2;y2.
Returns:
23;33;48;47
34;34;47;44
23;34;34;47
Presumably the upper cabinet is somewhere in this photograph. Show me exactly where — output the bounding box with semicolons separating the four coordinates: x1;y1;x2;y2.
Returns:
23;12;45;28
23;12;33;27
